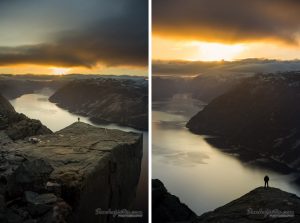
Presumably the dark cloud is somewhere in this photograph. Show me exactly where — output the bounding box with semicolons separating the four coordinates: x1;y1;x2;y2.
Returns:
153;59;300;75
0;0;148;68
153;0;300;44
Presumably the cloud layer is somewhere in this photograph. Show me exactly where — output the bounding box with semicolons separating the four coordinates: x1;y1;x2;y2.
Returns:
153;59;300;75
0;0;148;68
153;0;300;44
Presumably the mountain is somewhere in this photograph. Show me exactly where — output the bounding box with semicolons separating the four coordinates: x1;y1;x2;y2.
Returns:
49;78;148;130
153;73;244;103
0;79;64;99
187;72;300;171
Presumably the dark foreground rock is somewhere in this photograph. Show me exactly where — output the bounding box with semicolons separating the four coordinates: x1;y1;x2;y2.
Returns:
0;122;143;223
197;187;300;223
49;78;148;130
153;181;300;223
152;179;197;223
187;72;300;171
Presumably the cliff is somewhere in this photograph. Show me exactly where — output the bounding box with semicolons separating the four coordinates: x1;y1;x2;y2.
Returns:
0;95;143;222
153;180;300;223
187;72;300;171
1;122;143;222
49;78;148;130
197;187;300;222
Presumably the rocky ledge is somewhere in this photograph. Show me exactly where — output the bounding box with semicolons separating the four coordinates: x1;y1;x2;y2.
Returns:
1;122;143;222
1;104;143;223
153;180;300;223
197;187;300;223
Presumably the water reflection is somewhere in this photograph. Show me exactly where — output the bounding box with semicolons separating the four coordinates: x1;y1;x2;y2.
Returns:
153;95;300;215
10;93;137;132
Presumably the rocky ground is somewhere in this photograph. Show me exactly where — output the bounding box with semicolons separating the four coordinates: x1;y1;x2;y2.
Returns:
49;78;148;131
197;187;300;223
153;180;300;223
0;94;143;223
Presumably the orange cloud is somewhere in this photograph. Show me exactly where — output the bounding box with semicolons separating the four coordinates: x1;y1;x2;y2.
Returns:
153;0;300;45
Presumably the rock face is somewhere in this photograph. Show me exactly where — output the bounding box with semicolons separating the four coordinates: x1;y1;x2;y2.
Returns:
187;72;300;170
0;122;143;222
152;179;197;223
197;187;300;223
49;78;148;130
0;94;52;141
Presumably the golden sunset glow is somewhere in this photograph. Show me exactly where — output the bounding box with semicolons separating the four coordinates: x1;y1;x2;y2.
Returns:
50;67;71;75
153;35;300;62
192;42;246;61
0;64;147;76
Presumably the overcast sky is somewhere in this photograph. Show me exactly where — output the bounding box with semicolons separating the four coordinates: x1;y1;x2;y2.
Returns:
0;0;148;75
153;0;300;74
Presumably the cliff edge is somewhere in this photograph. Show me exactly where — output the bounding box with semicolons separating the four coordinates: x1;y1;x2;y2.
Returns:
153;180;300;223
0;95;143;222
197;187;300;223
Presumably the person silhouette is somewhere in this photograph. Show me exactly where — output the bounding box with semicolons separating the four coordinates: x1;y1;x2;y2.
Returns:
264;175;269;188
78;117;80;122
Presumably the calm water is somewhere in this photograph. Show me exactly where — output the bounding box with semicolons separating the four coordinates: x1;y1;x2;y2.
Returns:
10;92;148;217
152;94;300;215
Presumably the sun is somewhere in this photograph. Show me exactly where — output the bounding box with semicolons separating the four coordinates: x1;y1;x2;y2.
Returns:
195;42;246;61
50;67;70;75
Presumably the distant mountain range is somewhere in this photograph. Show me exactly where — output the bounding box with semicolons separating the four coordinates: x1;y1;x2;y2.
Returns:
153;59;300;76
153;59;300;103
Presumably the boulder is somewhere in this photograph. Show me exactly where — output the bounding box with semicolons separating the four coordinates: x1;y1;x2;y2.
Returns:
7;159;54;197
24;191;57;205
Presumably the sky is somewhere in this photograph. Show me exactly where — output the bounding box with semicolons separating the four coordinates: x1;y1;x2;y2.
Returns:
153;0;300;72
0;0;148;75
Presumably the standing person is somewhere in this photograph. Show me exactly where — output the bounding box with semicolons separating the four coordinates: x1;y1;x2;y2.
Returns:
264;175;269;188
